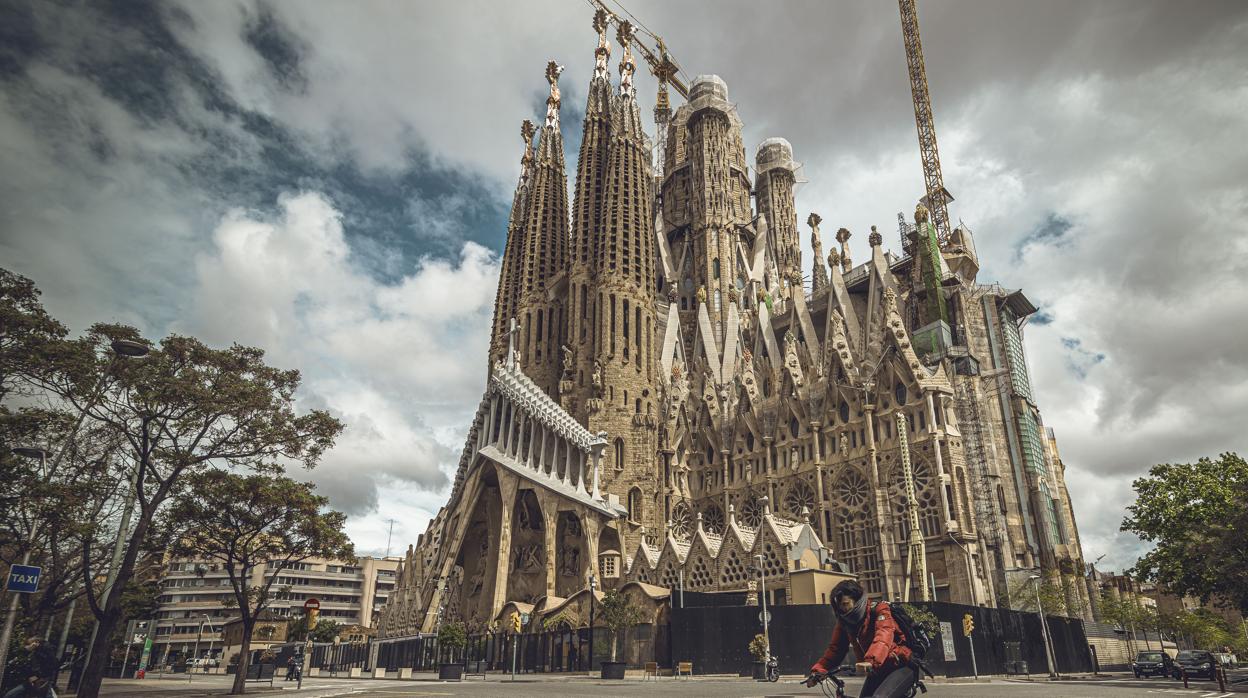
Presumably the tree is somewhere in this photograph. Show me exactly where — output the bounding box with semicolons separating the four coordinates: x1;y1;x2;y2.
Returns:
597;589;645;663
1122;453;1248;618
287;617;339;643
36;325;343;698
166;472;353;695
437;621;468;663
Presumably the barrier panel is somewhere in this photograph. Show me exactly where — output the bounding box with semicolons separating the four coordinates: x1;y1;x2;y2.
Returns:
670;600;1094;677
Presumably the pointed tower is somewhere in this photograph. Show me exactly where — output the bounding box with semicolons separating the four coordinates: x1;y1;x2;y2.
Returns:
488;120;536;366
513;61;571;396
660;74;752;355
755;137;802;298
565;10;614;413
579;21;661;540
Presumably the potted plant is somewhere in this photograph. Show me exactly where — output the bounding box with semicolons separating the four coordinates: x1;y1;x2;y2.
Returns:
598;589;645;680
749;633;769;680
437;621;468;680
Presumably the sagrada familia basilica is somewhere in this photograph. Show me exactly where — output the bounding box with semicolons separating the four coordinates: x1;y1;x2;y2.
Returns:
377;11;1090;639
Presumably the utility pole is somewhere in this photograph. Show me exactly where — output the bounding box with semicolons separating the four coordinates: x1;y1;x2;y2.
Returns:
897;413;929;601
384;519;396;557
755;554;771;665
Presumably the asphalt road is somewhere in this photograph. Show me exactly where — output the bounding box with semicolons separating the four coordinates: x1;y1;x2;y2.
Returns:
87;671;1248;697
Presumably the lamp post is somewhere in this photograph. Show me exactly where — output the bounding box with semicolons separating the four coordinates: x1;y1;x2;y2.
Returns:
0;448;49;678
588;573;597;673
1029;574;1059;678
754;553;770;666
202;614;215;674
64;338;151;686
190;619;204;683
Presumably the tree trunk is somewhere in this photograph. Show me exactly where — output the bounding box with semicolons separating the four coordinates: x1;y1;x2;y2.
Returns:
232;623;254;695
74;513;152;698
610;630;617;662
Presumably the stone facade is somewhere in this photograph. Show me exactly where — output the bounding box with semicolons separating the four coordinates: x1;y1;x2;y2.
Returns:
378;19;1090;639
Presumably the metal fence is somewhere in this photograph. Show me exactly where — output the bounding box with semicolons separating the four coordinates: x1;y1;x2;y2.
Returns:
372;624;668;674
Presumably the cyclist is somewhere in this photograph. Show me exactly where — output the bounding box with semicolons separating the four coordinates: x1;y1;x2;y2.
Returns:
804;580;920;698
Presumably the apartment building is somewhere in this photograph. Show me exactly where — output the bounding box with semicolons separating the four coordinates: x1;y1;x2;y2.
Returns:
152;555;399;662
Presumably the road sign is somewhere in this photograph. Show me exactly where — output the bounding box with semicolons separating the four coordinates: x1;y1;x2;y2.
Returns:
303;598;320;610
758;610;771;624
939;621;956;660
521;612;530;625
6;564;41;593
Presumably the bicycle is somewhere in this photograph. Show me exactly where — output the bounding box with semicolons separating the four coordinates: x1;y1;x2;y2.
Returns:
806;667;854;698
806;664;927;698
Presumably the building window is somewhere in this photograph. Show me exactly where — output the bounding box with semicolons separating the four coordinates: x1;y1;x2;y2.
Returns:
614;438;625;471
628;487;643;523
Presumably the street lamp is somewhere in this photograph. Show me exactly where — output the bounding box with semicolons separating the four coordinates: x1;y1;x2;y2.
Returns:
202;614;215;673
1028;575;1059;678
73;340;150;684
754;553;770;668
588;573;597;673
0;448;49;677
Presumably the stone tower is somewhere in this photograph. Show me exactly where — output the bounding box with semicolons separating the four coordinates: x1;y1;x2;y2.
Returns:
570;22;662;543
488;120;536;366
565;10;614;417
661;75;753;353
755;137;802;297
514;61;571;396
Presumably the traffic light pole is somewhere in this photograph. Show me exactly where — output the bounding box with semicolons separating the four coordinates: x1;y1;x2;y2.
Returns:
963;614;978;680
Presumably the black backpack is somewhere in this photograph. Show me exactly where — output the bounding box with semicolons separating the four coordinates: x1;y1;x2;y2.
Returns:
881;602;932;661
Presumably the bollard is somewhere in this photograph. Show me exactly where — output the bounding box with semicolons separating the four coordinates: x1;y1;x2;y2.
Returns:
1181;668;1188;688
1218;666;1226;692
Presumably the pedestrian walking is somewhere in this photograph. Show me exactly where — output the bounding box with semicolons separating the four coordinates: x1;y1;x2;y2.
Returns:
285;655;297;681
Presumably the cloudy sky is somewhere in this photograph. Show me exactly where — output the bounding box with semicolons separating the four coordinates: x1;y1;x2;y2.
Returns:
2;0;1245;572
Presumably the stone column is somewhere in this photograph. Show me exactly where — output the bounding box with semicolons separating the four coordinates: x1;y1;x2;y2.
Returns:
540;495;559;598
927;392;955;527
584;514;601;584
490;472;520;617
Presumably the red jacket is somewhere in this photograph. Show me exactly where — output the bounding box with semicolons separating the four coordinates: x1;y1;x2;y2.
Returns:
811;601;913;673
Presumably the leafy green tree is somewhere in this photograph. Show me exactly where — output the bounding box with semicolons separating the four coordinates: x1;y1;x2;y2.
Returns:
438;621;468;662
598;589;646;663
166;471;353;695
1122;453;1248;618
287;617;340;643
33;326;344;698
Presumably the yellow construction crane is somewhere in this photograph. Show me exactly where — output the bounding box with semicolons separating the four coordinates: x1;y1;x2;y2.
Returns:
585;0;689;102
898;0;954;246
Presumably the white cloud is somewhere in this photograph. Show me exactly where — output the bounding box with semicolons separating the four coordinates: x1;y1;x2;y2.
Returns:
181;191;499;515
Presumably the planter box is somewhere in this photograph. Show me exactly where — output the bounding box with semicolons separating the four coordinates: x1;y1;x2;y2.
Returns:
751;661;766;680
600;661;627;680
398;667;413;679
373;668;387;678
438;663;465;681
349;667;362;678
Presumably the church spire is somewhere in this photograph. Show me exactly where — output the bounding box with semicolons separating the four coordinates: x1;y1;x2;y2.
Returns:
489;120;537;365
566;10;617;415
508;64;569;395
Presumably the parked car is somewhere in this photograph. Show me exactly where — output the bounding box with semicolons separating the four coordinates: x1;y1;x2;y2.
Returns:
1171;650;1218;680
1132;650;1172;678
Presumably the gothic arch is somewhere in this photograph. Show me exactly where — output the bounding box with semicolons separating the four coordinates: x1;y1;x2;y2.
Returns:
829;467;882;595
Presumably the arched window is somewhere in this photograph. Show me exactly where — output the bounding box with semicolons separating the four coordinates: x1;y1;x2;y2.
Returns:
713;258;721;278
628;487;643;523
614;438;625;471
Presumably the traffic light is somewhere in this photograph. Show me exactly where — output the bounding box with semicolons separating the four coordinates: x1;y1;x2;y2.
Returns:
962;613;974;637
510;612;522;633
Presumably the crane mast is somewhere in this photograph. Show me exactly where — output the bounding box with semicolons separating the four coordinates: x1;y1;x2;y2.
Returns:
898;0;953;246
